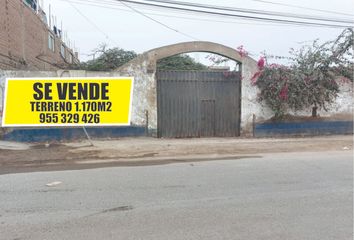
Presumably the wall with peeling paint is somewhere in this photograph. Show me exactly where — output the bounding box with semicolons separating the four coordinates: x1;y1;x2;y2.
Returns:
0;69;152;131
116;41;259;134
116;41;353;135
0;44;353;137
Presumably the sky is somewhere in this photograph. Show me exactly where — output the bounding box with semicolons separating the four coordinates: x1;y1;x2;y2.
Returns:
42;0;354;63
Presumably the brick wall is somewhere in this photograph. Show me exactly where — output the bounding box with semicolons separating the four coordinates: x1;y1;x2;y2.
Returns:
0;0;79;70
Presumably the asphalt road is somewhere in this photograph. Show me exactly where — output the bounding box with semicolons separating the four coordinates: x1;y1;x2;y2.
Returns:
1;151;352;240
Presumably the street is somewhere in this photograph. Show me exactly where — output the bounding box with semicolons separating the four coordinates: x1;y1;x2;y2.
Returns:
1;150;352;240
0;0;353;239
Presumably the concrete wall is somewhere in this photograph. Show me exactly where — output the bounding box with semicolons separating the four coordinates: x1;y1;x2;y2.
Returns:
3;127;146;142
254;121;353;137
239;59;354;132
116;41;353;134
249;80;354;123
116;54;157;129
239;56;273;133
117;41;259;133
0;41;352;137
0;69;150;130
0;0;79;70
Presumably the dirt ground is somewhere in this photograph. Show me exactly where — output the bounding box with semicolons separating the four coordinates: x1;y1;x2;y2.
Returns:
0;135;352;174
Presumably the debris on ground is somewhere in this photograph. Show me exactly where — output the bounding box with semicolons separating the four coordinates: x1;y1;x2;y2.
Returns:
46;181;62;187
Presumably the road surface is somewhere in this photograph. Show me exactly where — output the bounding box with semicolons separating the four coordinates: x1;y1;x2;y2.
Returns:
1;151;352;239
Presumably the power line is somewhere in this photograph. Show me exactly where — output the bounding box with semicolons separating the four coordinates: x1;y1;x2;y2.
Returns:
64;0;120;46
250;0;354;17
60;0;353;28
63;0;199;41
68;0;298;26
64;0;292;27
115;0;353;28
144;0;353;24
117;0;199;40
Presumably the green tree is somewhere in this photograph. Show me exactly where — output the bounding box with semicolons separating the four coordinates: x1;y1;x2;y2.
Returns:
73;44;137;71
253;28;353;119
157;54;207;70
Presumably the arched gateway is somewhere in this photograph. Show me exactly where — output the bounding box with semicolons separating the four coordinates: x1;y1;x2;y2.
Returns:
117;41;258;138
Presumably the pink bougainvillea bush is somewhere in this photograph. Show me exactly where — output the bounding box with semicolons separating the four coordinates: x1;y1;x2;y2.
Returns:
251;28;353;119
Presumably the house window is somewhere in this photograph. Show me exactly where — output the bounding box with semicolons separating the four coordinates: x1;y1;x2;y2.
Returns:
68;53;73;64
48;34;55;52
60;44;65;58
23;0;37;11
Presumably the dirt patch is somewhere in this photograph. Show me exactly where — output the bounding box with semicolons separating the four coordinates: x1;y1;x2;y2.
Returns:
0;136;352;174
77;137;352;160
31;143;67;149
0;144;100;167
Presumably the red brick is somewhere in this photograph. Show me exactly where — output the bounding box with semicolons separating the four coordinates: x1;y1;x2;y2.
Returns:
0;0;79;70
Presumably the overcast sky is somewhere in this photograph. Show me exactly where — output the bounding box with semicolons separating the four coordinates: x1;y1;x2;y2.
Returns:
43;0;354;62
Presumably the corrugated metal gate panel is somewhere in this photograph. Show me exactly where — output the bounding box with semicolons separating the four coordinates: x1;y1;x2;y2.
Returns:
200;99;215;137
157;70;241;138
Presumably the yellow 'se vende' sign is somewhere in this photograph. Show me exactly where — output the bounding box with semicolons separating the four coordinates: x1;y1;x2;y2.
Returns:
2;77;134;127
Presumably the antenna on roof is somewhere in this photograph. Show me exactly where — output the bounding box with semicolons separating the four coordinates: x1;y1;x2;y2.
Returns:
65;31;68;45
35;1;39;15
48;4;51;29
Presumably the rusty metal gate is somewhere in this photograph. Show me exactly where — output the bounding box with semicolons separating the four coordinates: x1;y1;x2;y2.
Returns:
156;70;241;138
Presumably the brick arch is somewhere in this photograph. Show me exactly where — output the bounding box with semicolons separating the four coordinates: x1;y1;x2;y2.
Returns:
117;41;257;73
115;41;258;133
146;41;246;63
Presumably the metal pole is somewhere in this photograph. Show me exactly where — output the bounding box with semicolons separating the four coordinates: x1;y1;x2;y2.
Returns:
252;114;256;138
82;127;94;146
145;110;149;136
49;4;51;29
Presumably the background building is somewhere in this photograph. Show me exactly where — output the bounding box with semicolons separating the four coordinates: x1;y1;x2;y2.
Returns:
0;0;79;70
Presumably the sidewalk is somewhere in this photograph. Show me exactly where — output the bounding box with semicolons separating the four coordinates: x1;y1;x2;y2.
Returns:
71;135;353;158
0;135;352;174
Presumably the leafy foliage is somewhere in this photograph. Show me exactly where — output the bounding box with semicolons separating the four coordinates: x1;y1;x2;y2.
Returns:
74;46;208;71
206;45;248;68
157;54;207;70
73;44;137;71
253;28;353;119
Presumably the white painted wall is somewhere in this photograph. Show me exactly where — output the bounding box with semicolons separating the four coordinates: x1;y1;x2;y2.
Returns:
240;59;353;133
240;57;273;132
288;80;354;119
0;69;352;135
0;69;153;129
